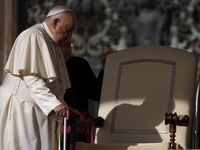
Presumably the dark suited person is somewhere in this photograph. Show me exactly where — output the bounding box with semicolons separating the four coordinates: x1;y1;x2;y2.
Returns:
60;40;115;149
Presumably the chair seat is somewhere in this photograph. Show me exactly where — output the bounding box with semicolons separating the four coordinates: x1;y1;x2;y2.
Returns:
76;141;170;150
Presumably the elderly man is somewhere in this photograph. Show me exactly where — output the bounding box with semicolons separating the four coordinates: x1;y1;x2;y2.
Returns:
0;5;81;150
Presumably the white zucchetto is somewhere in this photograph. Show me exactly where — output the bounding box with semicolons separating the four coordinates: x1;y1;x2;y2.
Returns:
46;5;73;17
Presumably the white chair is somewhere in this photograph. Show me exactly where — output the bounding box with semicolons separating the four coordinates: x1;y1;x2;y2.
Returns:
74;46;198;150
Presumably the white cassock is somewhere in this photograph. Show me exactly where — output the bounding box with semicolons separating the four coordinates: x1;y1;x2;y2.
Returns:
0;22;71;150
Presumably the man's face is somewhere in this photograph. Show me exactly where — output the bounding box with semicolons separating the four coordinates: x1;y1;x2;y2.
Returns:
60;41;72;62
54;13;76;46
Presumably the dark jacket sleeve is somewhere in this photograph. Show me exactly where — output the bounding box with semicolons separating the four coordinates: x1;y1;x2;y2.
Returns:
64;57;104;111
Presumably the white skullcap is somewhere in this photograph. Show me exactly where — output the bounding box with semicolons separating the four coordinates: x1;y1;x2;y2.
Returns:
46;5;73;17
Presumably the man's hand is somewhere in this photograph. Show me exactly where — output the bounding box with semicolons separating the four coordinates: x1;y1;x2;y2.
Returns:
70;108;83;123
53;104;83;122
53;104;70;120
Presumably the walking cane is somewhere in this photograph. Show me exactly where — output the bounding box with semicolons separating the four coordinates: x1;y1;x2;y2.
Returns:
63;117;67;150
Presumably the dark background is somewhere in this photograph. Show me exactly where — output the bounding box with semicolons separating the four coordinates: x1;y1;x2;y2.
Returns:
18;0;200;74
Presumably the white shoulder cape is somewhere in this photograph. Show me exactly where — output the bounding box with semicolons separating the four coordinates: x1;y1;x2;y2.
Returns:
4;24;58;83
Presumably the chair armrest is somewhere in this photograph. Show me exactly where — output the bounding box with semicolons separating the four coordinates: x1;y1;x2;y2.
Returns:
79;116;104;127
69;113;104;150
165;112;189;150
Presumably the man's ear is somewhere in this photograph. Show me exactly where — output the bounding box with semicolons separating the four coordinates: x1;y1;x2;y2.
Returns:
52;18;60;29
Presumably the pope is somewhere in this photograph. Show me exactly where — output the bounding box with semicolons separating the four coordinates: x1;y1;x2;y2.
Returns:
0;5;82;150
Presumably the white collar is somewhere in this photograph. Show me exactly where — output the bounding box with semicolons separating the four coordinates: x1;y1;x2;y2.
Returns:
41;22;56;42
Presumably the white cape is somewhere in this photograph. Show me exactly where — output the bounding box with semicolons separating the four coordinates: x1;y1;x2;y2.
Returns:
0;23;70;150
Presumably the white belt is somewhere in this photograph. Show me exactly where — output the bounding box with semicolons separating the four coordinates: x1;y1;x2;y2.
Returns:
2;73;21;95
2;73;35;104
